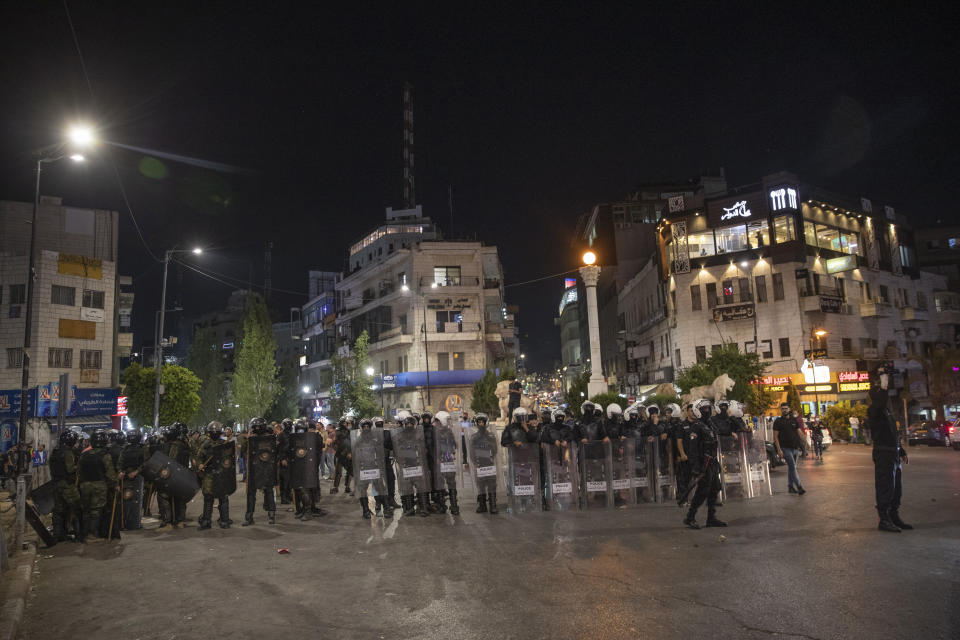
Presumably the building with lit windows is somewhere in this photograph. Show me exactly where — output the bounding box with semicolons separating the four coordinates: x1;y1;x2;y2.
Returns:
555;280;582;390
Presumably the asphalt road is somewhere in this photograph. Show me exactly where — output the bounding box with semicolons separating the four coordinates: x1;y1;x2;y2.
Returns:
18;445;960;640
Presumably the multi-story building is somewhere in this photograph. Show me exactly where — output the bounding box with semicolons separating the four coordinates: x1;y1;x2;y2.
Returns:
916;225;960;294
555;280;583;390
639;171;954;418
298;270;339;417
333;206;516;416
189;289;262;373
0;196;119;390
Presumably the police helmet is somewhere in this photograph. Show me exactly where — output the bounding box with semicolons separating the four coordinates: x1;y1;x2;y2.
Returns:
91;429;110;449
293;418;309;433
59;429;79;448
403;415;417;427
107;429;123;444
474;413;489;427
249;416;267;431
396;409;412;421
685;402;701;419
420;412;433;425
581;401;595;416
694;399;713;417
552;409;566;424
164;426;179;442
359;418;374;430
434;411;450;426
206;421;224;439
125;429;142;444
664;403;682;417
281;418;294;433
512;406;528;423
726;400;744;418
716;399;730;413
373;417;384;428
606;403;623;419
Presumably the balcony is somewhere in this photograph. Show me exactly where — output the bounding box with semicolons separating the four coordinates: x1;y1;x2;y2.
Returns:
936;308;960;325
369;326;414;351
418;276;481;289
899;306;929;322
860;301;893;318
483;278;501;289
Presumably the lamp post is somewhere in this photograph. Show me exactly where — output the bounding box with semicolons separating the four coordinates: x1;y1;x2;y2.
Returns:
403;282;433;410
153;248;202;429
366;366;384;416
579;251;607;397
17;125;94;475
811;328;827;417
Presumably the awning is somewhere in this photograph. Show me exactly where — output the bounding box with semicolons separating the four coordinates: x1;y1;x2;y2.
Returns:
636;384;659;397
57;415;115;431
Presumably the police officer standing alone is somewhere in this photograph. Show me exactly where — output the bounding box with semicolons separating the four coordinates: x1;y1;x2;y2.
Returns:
682;401;727;529
869;364;912;533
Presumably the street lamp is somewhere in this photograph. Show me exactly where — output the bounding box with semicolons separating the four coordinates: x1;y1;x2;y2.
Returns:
17;124;95;475
809;328;827;418
579;250;607;397
153;247;203;429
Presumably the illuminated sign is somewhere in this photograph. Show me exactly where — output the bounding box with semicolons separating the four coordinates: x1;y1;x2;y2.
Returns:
755;375;791;386
769;187;798;211
713;303;755;322
222;342;234;350
803;348;828;360
838;371;870;383
825;255;857;274
765;385;787;392
564;278;576;289
720;200;752;221
801;359;830;384
800;383;837;393
115;396;128;417
839;381;871;392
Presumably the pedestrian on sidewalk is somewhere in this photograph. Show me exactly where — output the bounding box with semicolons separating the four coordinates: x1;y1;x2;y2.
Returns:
774;404;806;495
810;419;825;461
32;443;50;487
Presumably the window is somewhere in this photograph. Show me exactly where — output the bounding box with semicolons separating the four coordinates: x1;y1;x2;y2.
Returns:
82;289;105;309
7;348;23;368
695;346;706;363
435;310;463;332
879;285;889;303
715;225;749;253
773;215;796;243
48;348;72;368
436;352;450;371
755;275;767;302
711;344;723;354
813;273;821;295
772;273;785;301
721;279;734;304
899;245;915;268
51;285;76;306
705;283;718;309
690;285;702;311
397;357;404;372
675;348;681;368
841;337;853;355
688;231;715;257
453;352;465;370
762;340;773;359
433;266;461;286
79;349;102;369
738;277;751;302
9;284;26;305
917;291;927;310
837;278;846;301
403;355;408;372
747;220;769;248
399;314;408;334
397;271;407;285
779;338;790;358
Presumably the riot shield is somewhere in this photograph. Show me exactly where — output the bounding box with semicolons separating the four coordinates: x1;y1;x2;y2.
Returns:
541;442;579;511
247;434;279;489
29;480;56;515
744;431;771;498
142;451;199;502
465;426;501;498
120;475;143;530
718;434;746;500
506;442;541;513
433;423;461;495
654;437;675;503
351;428;387;499
632;437;656;503
391;425;429;496
579;441;613;509
209;440;237;496
610;438;636;507
289;432;319;490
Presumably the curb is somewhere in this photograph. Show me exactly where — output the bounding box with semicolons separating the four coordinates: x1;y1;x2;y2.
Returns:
0;542;38;640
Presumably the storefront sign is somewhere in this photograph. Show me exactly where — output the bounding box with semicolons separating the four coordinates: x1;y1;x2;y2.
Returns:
426;297;472;310
825;255;857;274
801;359;830;383
803;348;828;360
381;374;396;389
706;192;766;228
651;367;674;382
765;385;787;392
115;396;128;416
80;307;105;322
444;394;464;413
819;295;843;313
713;303;755;322
720;200;751;221
755;375;791;386
800;383;837;394
839;381;871;392
58;253;103;279
838;371;870;383
769;187;798;211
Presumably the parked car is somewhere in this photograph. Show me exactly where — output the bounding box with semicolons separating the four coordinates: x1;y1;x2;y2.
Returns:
907;421;951;447
950;418;959;451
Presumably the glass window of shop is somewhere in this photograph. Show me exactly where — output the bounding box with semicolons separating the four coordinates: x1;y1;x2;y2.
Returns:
804;220;862;255
715;225;748;254
773;215;797;243
689;230;715;257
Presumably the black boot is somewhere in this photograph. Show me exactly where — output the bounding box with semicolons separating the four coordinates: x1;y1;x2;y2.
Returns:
361;497;372;519
433;490;447;514
488;492;499;514
449;489;460;516
242;512;254;527
705;508;727;527
382;496;395;518
476;493;488;513
401;495;416;517
683;507;700;529
52;514;66;542
218;500;231;529
375;495;383;515
878;508;901;532
268;511;276;524
890;510;913;530
416;492;430;517
199;496;214;530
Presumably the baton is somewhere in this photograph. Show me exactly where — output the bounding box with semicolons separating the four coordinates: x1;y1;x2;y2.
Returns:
107;482;119;541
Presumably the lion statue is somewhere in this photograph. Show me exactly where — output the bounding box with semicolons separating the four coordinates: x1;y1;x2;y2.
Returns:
681;373;736;406
652;382;679;397
495;379;536;423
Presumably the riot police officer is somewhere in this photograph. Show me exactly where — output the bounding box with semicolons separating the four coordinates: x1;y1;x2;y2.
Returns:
375;417;401;513
156;427;181;531
869;364;911;532
78;430;117;542
197;421;236;530
118;428;146;530
50;430;81;541
331;417;353;494
432;411;461;515
683;401;726;529
393;415;431;516
353;418;392;518
277;418;294;504
241;417;278;526
469;413;499;514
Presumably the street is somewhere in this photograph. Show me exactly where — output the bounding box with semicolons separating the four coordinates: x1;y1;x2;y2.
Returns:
18;445;960;640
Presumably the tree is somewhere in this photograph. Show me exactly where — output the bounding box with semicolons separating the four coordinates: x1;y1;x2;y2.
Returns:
186;327;225;425
267;362;300;422
121;362;202;427
230;298;280;423
329;330;377;418
821;401;868;441
676;343;768;405
746;384;781;417
921;348;960;421
471;370;500;415
785;384;802;414
565;371;591;417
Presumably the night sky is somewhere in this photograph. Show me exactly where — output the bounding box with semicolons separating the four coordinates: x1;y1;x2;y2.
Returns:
1;3;957;370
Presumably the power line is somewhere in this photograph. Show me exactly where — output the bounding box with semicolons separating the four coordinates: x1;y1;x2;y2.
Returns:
172;257;309;297
504;268;580;288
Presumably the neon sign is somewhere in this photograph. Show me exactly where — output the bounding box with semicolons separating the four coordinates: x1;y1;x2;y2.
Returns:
769;187;798;211
720;200;752;221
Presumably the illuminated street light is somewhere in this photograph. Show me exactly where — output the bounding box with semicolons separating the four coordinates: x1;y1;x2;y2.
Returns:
69;153;85;162
401;284;409;292
814;329;827;337
430;282;438;289
365;367;375;376
302;385;311;394
67;124;96;147
582;250;597;266
192;247;203;255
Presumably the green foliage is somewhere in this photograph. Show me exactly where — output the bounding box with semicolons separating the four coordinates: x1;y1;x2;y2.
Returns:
921;348;960;420
496;367;517;382
821;401;868;441
471;370;500;415
186;327;225;425
785;384;802;414
589;392;622;413
642;393;683;410
746;384;781;417
565;371;591;417
329;330;378;418
676;343;767;405
121;362;201;427
267;363;300;422
230;298;280;424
